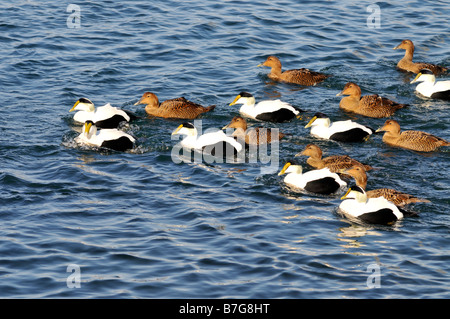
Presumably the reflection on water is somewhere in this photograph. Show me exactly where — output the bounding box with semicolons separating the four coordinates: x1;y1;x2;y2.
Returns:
337;222;379;250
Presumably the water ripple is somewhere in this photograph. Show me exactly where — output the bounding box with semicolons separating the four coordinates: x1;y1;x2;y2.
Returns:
0;0;449;299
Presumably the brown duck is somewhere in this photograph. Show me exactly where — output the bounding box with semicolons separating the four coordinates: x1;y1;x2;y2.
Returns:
297;144;372;173
258;56;329;86
393;39;448;75
336;82;407;118
222;116;285;146
134;92;215;119
376;119;450;152
343;165;429;207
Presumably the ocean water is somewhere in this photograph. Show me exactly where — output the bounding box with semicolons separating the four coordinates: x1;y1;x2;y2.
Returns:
0;0;449;299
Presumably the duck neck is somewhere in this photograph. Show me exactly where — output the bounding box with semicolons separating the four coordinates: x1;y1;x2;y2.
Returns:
383;126;401;139
145;102;160;114
355;192;368;204
231;128;246;138
402;46;414;62
269;65;283;77
240;98;256;115
83;126;100;146
340;96;360;111
180;133;198;149
416;81;435;92
354;174;367;190
307;157;325;169
245;97;256;107
306;149;324;168
382;130;401;145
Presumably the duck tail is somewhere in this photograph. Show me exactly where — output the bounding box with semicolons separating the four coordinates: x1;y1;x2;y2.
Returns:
398;207;420;218
294;106;306;113
204;105;216;112
124;109;140;121
409;197;431;204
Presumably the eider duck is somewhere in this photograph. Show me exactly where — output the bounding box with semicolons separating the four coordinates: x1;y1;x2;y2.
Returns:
278;162;346;195
393;39;448;75
75;120;135;152
222;116;285;146
376;119;450;152
296;144;372;173
70;98;136;129
339;185;404;225
258;56;329;86
342;165;429;207
134;92;215;119
172;122;242;157
229;92;303;123
336;82;408;118
410;69;450;100
304;112;374;143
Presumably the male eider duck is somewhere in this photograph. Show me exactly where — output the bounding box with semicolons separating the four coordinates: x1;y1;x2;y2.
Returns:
258;56;329;86
70;98;136;129
305;112;374;143
222;116;285;146
75;120;135;152
393;39;448;75
296;144;373;173
339;185;404;225
342;165;429;207
376;119;450;152
278;162;346;195
410;69;450;100
134;92;215;119
229;92;303;123
172;122;242;157
336;82;407;118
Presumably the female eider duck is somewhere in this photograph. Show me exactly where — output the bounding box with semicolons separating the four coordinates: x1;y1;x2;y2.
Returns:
376;119;450;152
278;162;346;195
75;120;135;152
70;98;136;129
342;165;429;207
305;112;374;143
296;144;373;173
229;92;303;123
339;185;404;225
172;122;242;157
410;69;450;100
393;39;448;75
336;82;408;118
134;92;215;119
223;116;285;146
258;56;329;86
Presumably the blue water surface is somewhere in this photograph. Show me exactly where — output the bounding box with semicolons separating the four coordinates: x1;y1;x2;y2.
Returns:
0;0;449;299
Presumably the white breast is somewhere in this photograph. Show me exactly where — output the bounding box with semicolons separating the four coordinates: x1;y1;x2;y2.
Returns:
240;100;297;119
